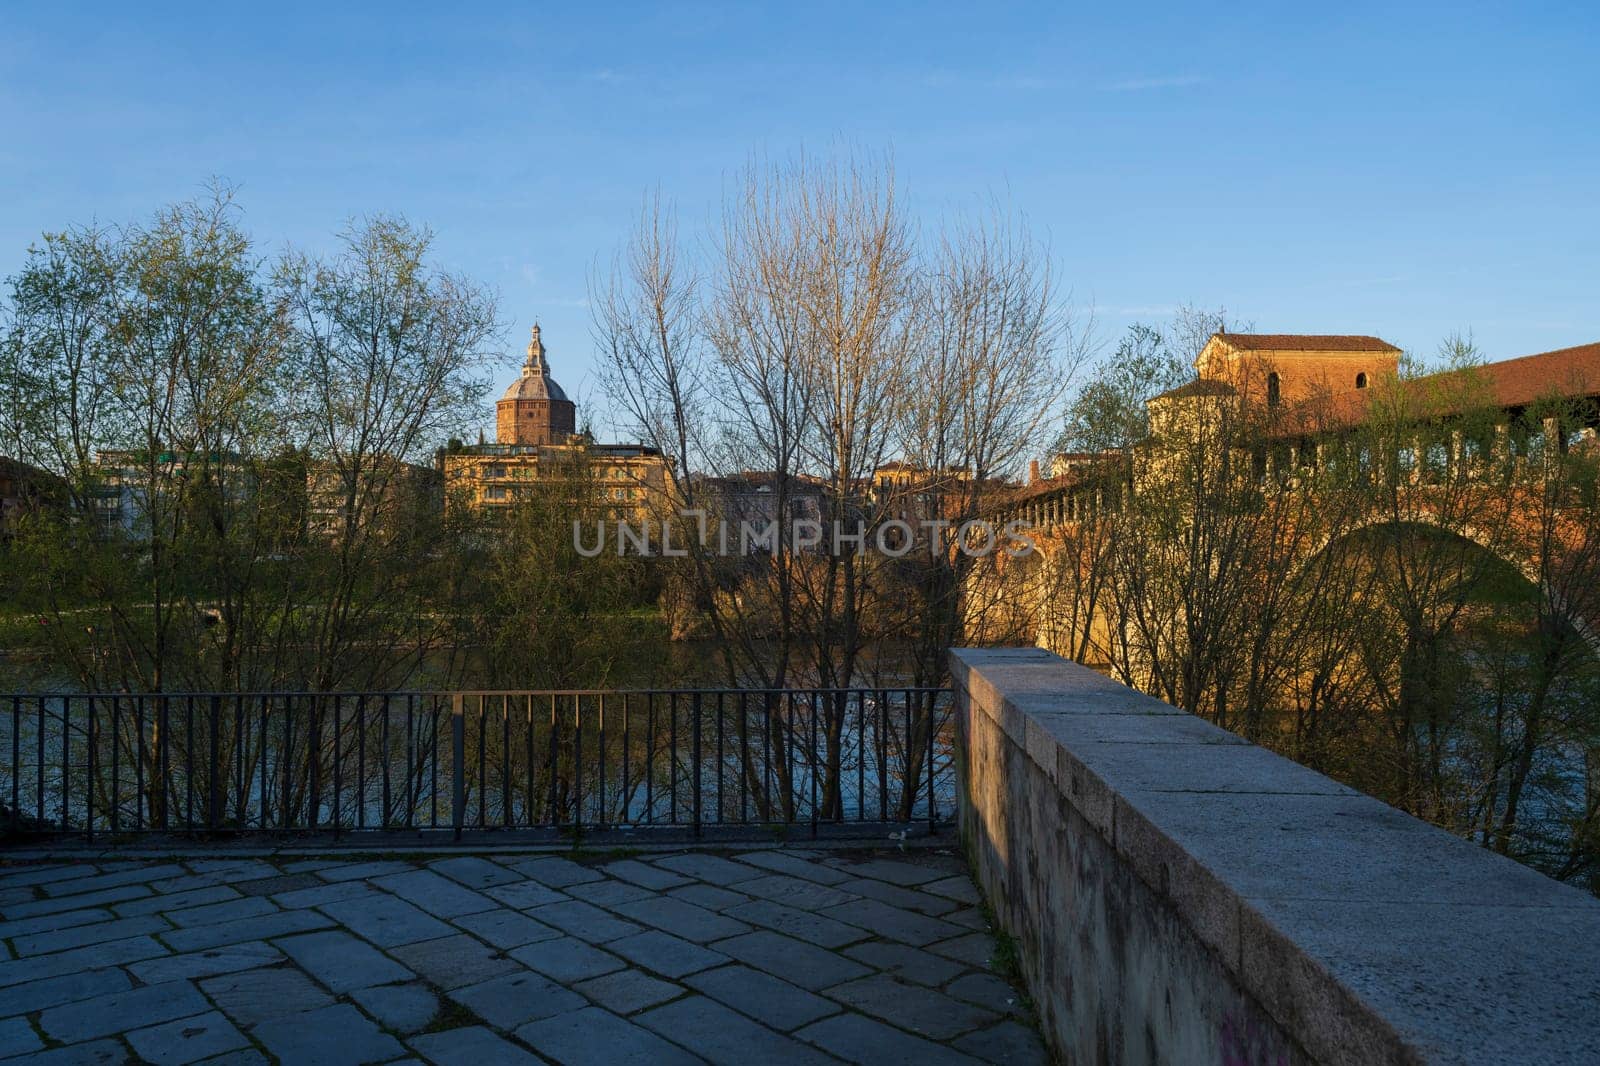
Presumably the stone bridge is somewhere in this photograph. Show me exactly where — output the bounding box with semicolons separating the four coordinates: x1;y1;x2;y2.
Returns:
952;646;1600;1064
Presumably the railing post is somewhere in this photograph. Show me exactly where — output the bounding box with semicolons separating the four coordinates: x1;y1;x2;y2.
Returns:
452;694;465;842
85;698;96;843
927;690;938;835
691;691;702;838
208;695;222;832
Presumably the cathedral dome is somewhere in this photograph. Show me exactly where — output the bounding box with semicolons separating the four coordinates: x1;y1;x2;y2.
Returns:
502;324;570;402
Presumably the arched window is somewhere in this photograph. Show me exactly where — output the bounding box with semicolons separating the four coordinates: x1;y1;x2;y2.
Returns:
1355;372;1368;389
1266;372;1281;406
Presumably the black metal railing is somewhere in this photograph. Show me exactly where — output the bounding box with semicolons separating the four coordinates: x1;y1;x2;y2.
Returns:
2;688;954;841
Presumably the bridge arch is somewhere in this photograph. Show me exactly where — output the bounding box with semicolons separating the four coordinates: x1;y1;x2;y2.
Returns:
1295;515;1600;654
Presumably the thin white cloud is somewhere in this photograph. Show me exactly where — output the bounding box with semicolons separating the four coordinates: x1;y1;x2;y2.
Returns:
916;70;1061;91
991;74;1061;91
1099;75;1207;92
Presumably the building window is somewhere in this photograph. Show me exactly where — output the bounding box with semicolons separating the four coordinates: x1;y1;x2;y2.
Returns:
486;466;507;479
1355;372;1368;389
1266;372;1281;407
486;486;507;500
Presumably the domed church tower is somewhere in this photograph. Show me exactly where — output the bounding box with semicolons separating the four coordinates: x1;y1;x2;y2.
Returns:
496;324;577;446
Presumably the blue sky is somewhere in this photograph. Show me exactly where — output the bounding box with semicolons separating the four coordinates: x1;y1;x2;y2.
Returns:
3;2;1596;437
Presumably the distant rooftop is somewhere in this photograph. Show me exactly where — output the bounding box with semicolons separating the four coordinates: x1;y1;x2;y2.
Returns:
1212;332;1401;353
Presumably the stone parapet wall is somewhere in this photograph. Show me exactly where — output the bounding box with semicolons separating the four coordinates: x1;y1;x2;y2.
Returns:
950;646;1600;1065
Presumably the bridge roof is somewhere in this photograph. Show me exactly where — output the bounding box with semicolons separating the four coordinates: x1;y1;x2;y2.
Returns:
1277;339;1600;435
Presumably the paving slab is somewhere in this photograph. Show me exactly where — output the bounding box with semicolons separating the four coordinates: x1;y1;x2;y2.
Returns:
115;884;240;917
235;872;324;897
127;1008;251;1065
3;883;152;918
837;877;961;916
921;875;980;905
925;931;998;970
497;856;604;887
451;907;561;949
609;895;751;942
165;896;277;928
351;981;440;1033
526;899;644;943
314;860;417;882
0;864;94;889
373;869;499;919
575;878;655;906
953;1019;1051;1064
185;859;281;878
200;967;336;1028
151;862;280;892
0;967;132;1018
829;857;946;886
0;934;168;989
42;864;186;898
608;929;727;978
666;883;750;911
0;1015;44;1058
684;963;842;1031
842;940;967;986
710;930;872;991
510;935;625;983
275;929;412;993
572;967;683;1014
515;1005;701;1066
637;995;839;1065
40;979;211;1043
189;1048;270;1066
9;1038;128;1064
818;899;962;946
482;879;568;910
652;853;758;885
726;898;870;948
428;856;528;889
797;1012;982;1064
128;941;283;984
320;892;453;947
945;971;1023;1015
732;851;852;885
447;969;585;1030
941;906;990;931
409;1025;543;1066
11;913;170;956
389;933;522;989
823;973;998;1040
271;880;374;910
0;907;118;941
600;859;690;890
251;1002;405;1066
163;907;333;951
732;872;860;910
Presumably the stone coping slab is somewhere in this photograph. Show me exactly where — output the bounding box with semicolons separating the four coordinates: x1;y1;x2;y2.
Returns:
951;646;1600;1065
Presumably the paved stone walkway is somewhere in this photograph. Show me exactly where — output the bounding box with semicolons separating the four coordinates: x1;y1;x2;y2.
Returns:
0;846;1047;1064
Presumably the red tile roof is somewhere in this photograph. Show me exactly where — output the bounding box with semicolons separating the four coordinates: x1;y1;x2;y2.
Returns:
1278;341;1600;435
1215;333;1401;353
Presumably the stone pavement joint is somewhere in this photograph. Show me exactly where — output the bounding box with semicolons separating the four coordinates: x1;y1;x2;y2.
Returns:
0;846;1047;1063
